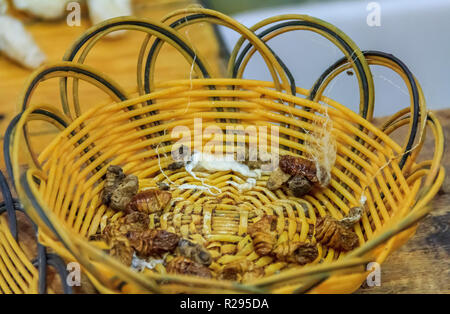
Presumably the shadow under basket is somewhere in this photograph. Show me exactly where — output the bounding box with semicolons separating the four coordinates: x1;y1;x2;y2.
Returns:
4;10;445;294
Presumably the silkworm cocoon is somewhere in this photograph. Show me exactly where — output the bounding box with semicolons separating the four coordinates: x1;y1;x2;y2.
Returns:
87;0;132;38
12;0;71;20
0;14;46;68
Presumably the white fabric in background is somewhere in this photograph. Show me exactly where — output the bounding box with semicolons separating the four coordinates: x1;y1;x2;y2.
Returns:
219;0;450;116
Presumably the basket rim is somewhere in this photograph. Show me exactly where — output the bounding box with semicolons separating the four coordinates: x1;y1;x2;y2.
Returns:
6;85;445;293
2;7;444;293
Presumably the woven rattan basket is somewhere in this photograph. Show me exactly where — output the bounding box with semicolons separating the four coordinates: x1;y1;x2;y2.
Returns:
4;9;445;294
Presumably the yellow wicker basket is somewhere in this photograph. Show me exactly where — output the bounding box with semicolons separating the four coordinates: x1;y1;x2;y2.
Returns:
0;172;70;294
0;202;40;294
4;9;445;294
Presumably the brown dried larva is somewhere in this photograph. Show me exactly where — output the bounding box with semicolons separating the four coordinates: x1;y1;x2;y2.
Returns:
279;155;318;183
102;165;125;205
110;241;134;266
251;232;275;256
102;211;149;244
315;216;359;251
127;229;180;258
340;206;364;228
266;167;291;190
109;174;139;211
101;212;152;265
126;190;172;214
288;176;313;197
272;241;318;265
248;215;277;256
177;238;212;266
166;256;212;278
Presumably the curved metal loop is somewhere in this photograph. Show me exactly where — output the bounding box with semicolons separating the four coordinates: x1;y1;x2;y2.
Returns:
416;112;444;196
136;9;293;129
7;63;127;185
0;193;71;294
61;17;210;119
309;50;424;169
230;15;374;120
160;8;292;93
4;108;69;184
0;170;17;240
148;13;297;95
140;11;292;128
21;63;128;117
4;114;23;190
32;253;73;294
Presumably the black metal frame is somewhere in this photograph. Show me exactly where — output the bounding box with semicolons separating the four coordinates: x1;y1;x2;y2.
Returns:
0;170;72;294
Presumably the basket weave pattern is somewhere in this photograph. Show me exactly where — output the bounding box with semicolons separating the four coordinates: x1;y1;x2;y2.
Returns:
5;9;445;294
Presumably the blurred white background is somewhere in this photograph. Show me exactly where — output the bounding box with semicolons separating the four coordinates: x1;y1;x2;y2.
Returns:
218;0;450;117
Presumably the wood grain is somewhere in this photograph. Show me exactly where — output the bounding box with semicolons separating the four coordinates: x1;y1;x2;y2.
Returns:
356;109;450;294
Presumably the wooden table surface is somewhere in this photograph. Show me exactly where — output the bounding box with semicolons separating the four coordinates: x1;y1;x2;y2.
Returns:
0;0;448;294
357;110;450;293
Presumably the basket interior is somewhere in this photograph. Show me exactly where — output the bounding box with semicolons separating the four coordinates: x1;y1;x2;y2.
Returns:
33;79;419;287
